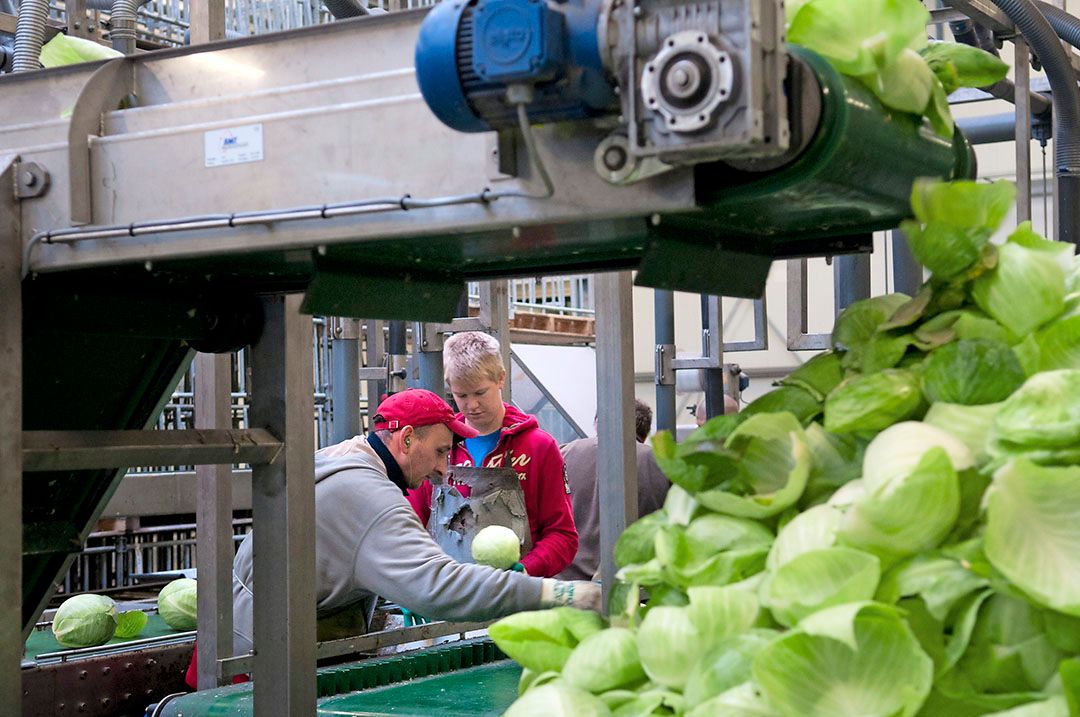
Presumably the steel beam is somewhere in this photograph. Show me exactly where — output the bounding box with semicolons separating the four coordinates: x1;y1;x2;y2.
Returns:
700;295;726;421
832;253;871;315
104;470;253;517
0;156;22;712
594;272;637;609
330;318;361;444
653;289;677;434
218;620;493;679
1015;38;1032;224
786;259;830;351
194;351;234;689
950;0;1014;33
189;0;227;44
249;294;317;716
479;281;512;402
363;320;387;425
387;321;408;394
21;429;282;472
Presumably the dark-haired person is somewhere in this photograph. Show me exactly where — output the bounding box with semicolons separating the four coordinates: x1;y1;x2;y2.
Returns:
558;399;670;581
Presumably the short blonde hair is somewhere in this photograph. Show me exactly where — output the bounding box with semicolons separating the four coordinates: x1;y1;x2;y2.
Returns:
443;331;505;385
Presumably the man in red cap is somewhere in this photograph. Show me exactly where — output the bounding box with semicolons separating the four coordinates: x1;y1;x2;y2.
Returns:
226;388;601;661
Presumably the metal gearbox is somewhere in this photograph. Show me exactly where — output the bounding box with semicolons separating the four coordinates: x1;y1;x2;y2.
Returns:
600;0;788;164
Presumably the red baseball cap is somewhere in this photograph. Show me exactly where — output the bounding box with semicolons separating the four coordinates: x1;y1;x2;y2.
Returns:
373;389;478;439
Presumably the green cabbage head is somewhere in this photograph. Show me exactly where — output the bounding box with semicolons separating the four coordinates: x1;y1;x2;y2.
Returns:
52;594;118;648
159;578;198;630
472;525;521;569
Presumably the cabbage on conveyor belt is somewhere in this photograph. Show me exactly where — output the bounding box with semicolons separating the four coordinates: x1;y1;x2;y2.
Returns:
25;613;189;661
155;637;521;717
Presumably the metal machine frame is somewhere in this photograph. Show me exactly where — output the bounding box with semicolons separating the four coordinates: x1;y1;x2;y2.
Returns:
2;0;1050;713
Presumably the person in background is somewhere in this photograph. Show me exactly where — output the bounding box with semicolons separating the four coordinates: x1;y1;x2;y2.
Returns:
695;394;740;427
558;400;671;581
406;332;578;578
191;389;599;688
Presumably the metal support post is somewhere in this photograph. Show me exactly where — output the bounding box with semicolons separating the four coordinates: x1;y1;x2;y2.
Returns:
891;229;923;296
479;281;512;402
66;0;90;38
330;318;361;444
786;259;831;351
189;0;226;43
0;157;22;710
1015;37;1032;224
653;290;676;434
833;253;871;316
594;272;637;610
195;351;234;689
414;323;445;395
387;321;408;394
249;295;316;717
363;320;387;424
700;295;725;421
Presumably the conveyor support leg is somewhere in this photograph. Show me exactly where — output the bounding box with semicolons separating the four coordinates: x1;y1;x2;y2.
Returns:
0;156;22;713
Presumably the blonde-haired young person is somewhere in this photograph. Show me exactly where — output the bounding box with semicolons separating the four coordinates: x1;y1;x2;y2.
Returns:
406;331;578;577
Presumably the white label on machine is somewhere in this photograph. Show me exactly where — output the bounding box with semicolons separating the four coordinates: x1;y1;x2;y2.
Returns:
204;124;264;167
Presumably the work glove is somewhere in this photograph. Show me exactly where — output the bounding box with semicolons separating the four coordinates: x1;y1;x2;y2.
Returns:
401;608;430;627
539;579;602;613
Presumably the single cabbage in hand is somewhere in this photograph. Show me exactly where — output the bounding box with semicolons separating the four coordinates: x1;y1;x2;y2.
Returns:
472;525;522;569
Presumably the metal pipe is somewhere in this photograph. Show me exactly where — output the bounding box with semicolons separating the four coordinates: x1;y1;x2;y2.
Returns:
958;113;1024;144
653;290;676;434
387;320;407;394
415;344;444;395
24;188;528;277
12;0;50;72
111;0;141;54
330;323;361;444
990;0;1080;245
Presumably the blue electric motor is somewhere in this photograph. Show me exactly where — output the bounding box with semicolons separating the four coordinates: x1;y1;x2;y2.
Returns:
415;0;618;132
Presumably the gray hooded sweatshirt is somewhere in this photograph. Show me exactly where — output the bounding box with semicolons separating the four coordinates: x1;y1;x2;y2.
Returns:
232;435;543;654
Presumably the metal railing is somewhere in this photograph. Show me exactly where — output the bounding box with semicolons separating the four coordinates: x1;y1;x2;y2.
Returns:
467;276;594;318
58;519;252;595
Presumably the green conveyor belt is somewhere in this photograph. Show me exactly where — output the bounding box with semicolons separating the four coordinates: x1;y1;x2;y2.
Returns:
25;613;187;660
156;638;522;716
316;661;521;716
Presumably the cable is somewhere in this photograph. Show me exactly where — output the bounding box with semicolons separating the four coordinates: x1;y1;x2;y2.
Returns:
483;102;556;201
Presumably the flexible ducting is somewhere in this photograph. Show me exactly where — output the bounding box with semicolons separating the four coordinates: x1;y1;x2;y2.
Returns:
110;0;140;54
1034;0;1080;49
321;0;387;19
12;0;49;72
989;0;1080;244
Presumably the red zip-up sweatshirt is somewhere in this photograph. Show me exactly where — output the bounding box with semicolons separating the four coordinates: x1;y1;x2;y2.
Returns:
407;404;578;578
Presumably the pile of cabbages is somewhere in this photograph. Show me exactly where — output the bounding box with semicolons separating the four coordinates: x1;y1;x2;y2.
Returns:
490;178;1080;717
